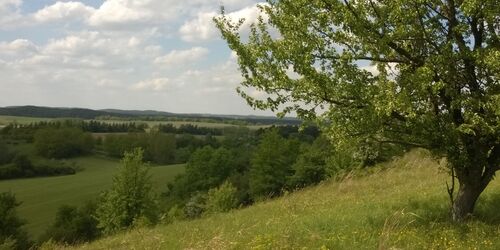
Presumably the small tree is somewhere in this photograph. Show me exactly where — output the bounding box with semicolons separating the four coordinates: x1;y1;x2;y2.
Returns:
205;181;239;214
0;192;31;250
95;148;158;235
216;0;499;221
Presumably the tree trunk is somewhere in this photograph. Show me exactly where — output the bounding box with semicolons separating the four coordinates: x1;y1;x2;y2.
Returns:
451;182;486;222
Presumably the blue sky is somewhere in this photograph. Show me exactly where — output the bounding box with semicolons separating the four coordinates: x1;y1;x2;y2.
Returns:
0;0;274;115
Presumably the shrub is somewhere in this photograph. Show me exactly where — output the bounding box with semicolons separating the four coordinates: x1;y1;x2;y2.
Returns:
0;192;31;250
95;148;158;235
183;193;206;219
205;181;239;214
40;202;100;245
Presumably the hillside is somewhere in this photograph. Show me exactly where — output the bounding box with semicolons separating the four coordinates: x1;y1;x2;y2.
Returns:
58;150;500;249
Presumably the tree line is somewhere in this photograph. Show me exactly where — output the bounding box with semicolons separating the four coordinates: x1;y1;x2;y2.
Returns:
1;121;146;142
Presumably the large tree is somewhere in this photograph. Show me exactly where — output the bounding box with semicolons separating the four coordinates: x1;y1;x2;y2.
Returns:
215;0;499;221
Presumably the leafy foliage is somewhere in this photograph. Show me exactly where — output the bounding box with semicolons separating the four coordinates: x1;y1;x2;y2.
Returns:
216;0;499;220
0;192;31;250
205;181;239;214
40;202;100;245
95;148;158;235
287;136;333;189
34;127;93;159
0;154;76;180
249;130;300;199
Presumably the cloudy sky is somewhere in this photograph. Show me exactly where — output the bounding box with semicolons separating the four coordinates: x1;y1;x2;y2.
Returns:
0;0;274;115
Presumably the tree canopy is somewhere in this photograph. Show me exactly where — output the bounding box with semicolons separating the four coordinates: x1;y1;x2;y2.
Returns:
216;0;499;221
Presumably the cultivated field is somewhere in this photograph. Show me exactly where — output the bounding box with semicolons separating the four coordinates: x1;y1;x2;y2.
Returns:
0;156;184;238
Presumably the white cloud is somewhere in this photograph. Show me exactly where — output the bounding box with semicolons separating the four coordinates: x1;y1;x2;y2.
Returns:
0;0;276;115
179;2;267;42
0;0;21;10
33;1;95;23
88;0;151;27
0;39;38;60
179;11;219;43
154;47;209;66
168;53;242;95
87;0;195;28
0;39;37;52
0;0;22;29
132;77;169;91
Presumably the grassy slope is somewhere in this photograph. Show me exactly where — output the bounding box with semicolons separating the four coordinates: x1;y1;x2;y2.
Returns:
0;156;185;238
69;150;500;250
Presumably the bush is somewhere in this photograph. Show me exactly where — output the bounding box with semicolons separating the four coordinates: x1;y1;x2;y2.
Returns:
183;193;206;219
95;148;158;235
40;202;100;245
0;157;76;180
0;192;31;250
205;181;239;214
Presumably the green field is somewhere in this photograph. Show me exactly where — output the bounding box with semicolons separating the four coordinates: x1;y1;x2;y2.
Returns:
0;156;185;239
0;115;269;130
68;150;500;249
0;116;57;126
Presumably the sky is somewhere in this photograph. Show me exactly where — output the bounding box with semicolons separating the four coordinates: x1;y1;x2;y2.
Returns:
0;0;275;116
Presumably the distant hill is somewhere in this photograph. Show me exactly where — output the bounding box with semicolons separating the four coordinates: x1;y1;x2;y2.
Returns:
0;106;301;125
0;106;113;119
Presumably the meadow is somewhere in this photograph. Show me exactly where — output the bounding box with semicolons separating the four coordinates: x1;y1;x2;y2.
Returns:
65;150;500;250
0;155;185;238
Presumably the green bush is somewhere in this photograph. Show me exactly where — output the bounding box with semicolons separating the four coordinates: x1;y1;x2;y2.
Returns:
205;181;239;214
40;202;100;245
95;148;158;235
0;192;31;250
183;193;206;219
